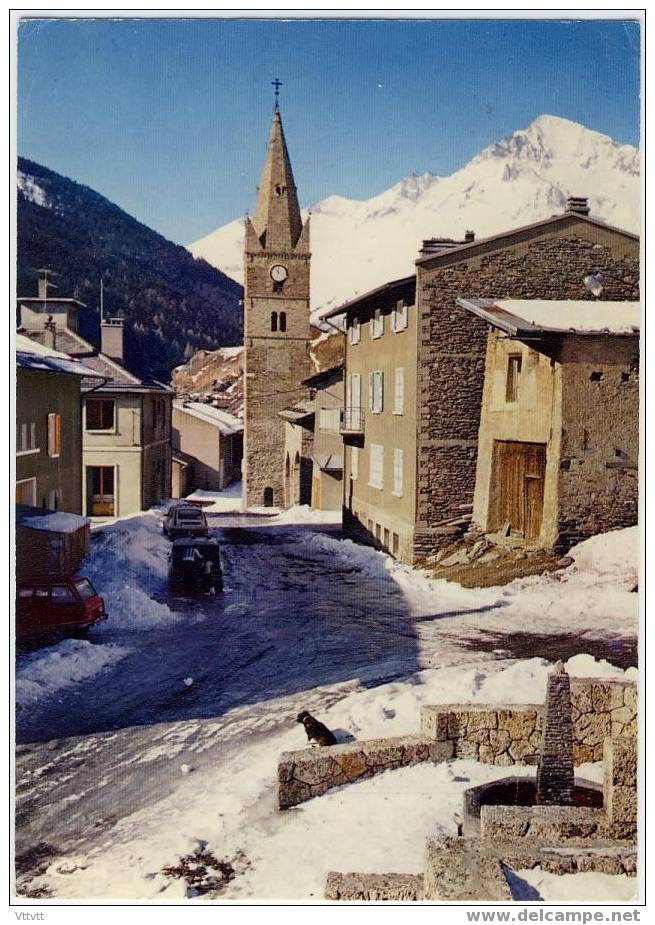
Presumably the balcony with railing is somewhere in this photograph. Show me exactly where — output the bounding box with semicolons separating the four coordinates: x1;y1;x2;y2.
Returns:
339;406;365;435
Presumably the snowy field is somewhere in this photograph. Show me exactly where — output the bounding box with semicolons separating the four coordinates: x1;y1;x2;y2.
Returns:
14;510;639;901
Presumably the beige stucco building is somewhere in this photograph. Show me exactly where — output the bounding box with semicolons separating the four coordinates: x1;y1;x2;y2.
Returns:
303;365;344;512
325;201;639;563
172;401;243;495
16;335;103;514
459;299;639;549
19;294;172;519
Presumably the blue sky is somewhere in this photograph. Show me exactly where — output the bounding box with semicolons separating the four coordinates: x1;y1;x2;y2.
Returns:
17;17;641;245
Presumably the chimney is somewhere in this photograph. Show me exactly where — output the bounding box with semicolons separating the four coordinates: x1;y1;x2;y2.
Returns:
43;315;56;350
420;237;458;257
566;196;590;216
464;230;475;243
37;269;49;300
101;318;125;366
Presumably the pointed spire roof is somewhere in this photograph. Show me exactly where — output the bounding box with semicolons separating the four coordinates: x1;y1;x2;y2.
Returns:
252;109;304;251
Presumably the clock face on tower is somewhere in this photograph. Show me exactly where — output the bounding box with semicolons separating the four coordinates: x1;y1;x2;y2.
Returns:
270;264;288;282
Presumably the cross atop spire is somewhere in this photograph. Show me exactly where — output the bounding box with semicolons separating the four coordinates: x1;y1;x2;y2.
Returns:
272;77;283;110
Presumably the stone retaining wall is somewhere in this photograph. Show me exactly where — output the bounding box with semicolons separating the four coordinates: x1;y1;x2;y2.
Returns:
278;735;444;810
420;678;637;766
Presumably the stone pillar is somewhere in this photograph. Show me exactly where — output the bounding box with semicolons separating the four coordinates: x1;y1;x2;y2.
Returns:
603;736;637;840
536;662;575;805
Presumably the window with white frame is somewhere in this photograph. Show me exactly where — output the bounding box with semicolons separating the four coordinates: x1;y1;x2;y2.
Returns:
349;316;361;345
371;308;384;339
393;448;404;497
369;444;384;489
392;299;408;332
17;422;37;455
351;446;359;480
393;368;404;415
368;370;384;413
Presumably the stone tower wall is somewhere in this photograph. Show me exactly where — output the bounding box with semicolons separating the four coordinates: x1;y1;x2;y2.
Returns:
244;252;310;508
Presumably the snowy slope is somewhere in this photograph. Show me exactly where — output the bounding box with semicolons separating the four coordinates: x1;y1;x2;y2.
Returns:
188;115;640;314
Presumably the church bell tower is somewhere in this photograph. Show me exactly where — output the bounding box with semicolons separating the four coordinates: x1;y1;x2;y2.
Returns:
243;88;311;509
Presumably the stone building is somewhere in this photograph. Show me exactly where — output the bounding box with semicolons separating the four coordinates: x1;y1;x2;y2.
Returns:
325;200;639;563
242;105;311;509
458;299;639;549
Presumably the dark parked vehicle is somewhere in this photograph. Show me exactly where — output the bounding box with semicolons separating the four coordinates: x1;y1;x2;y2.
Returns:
16;575;107;642
163;504;209;539
169;538;223;593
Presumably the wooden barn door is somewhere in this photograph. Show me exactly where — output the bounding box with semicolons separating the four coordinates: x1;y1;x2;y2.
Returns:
494;441;546;541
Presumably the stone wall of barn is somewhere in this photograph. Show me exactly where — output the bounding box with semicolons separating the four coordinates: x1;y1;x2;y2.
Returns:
557;335;639;548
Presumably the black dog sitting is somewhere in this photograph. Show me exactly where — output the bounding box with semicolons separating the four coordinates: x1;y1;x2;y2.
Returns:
297;710;337;747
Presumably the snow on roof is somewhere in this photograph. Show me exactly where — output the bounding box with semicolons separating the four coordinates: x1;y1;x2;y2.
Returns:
174;400;243;434
16;506;90;534
16;335;106;380
219;346;244;358
457;299;640;336
496;300;640;334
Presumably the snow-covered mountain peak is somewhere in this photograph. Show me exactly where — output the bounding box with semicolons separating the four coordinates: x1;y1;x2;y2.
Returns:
188;115;639;313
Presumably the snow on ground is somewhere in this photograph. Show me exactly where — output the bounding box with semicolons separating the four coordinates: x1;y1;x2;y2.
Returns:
23;656;634;901
15;517;639;901
16;639;129;708
273;504;342;526
508;868;638;903
83;512;183;631
184;483;242;513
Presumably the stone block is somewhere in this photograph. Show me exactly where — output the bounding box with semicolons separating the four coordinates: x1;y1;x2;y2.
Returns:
293;755;338;786
624;685;637;717
454;739;479;760
333;752;369;782
325;872;423;901
604;736;637;792
508;739;538;763
279;779;311;810
610;706;636;727
480;805;602;843
489;729;511;753
429;741;455;762
571;682;592;715
590;682;613;714
424;837;513;902
366;744;405;767
277;758;294;783
467;710;498;732
576;712;609;747
498;710;539;741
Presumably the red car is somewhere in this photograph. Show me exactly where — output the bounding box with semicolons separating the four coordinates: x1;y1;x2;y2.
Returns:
16;576;107;642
